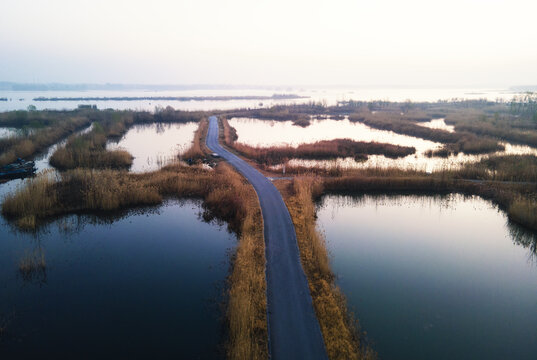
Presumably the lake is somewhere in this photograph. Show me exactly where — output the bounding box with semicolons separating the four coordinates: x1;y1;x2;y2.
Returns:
0;87;516;112
229;117;439;152
0;199;235;359
316;194;537;360
227;118;537;172
106;122;198;172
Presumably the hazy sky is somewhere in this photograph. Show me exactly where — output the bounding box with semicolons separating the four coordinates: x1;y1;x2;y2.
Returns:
1;0;536;87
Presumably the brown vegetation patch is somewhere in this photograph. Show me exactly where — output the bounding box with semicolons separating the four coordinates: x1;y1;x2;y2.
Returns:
181;118;210;162
230;139;415;166
50;113;134;170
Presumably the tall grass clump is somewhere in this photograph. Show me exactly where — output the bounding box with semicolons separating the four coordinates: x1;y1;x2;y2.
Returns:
182;118;209;162
2;171;58;229
508;199;537;230
453;155;537;182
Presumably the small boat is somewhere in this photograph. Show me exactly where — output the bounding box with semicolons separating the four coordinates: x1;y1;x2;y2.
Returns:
0;158;37;179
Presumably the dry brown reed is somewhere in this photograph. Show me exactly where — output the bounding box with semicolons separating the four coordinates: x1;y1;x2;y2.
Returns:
181;118;209;162
50;114;134;170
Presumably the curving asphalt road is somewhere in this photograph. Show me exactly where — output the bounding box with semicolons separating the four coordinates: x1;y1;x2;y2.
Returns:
206;116;328;359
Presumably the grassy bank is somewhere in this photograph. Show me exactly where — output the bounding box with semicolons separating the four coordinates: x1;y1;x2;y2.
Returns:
181;118;209;162
451;155;537;182
229;139;415;165
277;178;376;360
445;107;537;147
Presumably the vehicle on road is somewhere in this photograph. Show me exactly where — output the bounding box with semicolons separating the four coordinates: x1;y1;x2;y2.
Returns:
0;158;36;179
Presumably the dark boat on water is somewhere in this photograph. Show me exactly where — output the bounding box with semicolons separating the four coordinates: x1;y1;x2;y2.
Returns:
0;158;37;179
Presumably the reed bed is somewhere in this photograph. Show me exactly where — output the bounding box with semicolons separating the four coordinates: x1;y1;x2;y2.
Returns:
451;155;537;182
50;114;134;170
445;109;537;147
230;139;415;166
349;111;504;155
181;118;209;162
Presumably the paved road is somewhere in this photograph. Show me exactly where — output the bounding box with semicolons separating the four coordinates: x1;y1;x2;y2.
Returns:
206;116;328;359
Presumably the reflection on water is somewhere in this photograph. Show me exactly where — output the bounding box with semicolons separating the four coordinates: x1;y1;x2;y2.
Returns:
0;199;233;359
285;141;537;173
317;194;537;360
417;118;455;132
232;117;537;172
229;117;439;152
107;122;197;172
0;128;19;138
0;87;516;112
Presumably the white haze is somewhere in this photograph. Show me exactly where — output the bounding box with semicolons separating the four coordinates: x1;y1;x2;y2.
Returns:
1;0;536;87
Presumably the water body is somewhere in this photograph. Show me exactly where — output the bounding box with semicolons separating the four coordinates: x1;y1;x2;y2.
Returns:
0;88;516;112
416;118;455;132
0;128;20;138
286;141;537;173
106;122;197;172
316;194;537;360
0;199;234;359
229;117;439;152
228;118;537;172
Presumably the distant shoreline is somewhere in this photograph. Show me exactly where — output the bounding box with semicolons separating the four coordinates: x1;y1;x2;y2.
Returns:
32;94;307;102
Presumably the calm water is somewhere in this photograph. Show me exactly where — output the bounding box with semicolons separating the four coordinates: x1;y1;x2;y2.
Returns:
0;87;516;112
0;128;20;138
317;194;537;360
228;118;537;172
229;117;439;152
0;199;234;359
286;141;537;173
106;122;197;172
417;118;455;132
